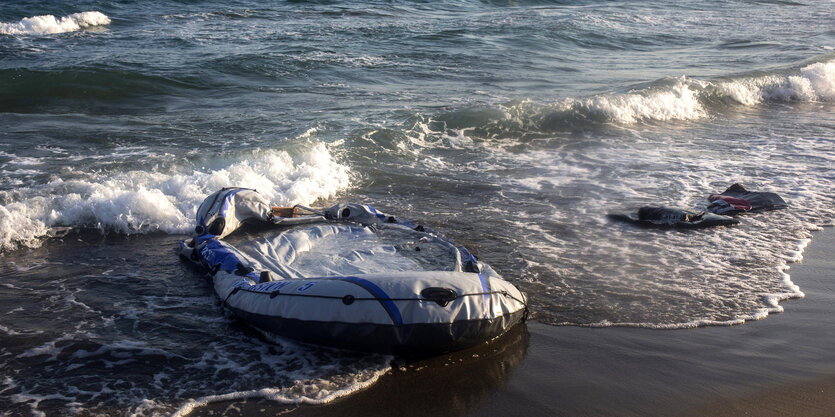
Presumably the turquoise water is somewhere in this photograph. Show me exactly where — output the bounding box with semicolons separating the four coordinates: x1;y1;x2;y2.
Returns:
1;1;833;415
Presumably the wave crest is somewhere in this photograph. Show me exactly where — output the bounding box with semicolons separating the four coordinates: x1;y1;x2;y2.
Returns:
559;60;835;126
0;11;110;36
716;60;835;104
563;77;706;124
401;59;835;146
0;143;351;251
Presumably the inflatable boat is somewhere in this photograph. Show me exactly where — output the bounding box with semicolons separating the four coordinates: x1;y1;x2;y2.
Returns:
607;206;739;229
179;188;528;354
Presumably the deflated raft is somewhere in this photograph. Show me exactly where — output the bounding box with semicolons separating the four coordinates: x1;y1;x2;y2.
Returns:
607;206;739;229
707;183;788;215
179;188;528;354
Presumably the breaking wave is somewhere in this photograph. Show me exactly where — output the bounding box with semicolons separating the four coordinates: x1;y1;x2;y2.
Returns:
712;60;835;105
405;59;835;142
0;143;351;251
548;60;835;125
0;12;110;36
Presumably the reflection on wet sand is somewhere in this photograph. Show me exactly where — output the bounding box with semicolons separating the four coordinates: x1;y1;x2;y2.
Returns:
190;323;530;417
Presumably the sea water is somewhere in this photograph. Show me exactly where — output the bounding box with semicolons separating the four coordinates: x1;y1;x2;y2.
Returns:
1;1;833;415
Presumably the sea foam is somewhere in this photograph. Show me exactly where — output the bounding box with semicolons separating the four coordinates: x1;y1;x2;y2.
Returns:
717;60;835;104
402;59;835;144
562;60;835;126
0;12;110;36
594;79;702;123
170;364;390;417
0;143;351;251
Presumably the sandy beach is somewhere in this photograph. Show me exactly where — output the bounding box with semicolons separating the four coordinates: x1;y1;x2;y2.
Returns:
185;227;834;416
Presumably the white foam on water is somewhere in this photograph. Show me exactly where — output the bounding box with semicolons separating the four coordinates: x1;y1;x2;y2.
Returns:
18;334;76;361
0;12;110;36
0;151;44;166
3;288;391;416
514;144;825;328
170;363;390;417
304;51;388;68
392;87;833;329
395;60;835;142
68;340;186;361
542;60;835;127
163;330;392;417
563;77;707;124
0;142;351;251
716;60;835;104
10;390;75;417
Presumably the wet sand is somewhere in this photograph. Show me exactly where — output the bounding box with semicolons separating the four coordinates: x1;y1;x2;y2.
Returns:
190;227;835;416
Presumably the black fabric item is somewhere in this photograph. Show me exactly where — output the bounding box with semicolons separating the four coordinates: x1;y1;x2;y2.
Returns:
637;207;694;222
608;206;739;229
712;183;787;212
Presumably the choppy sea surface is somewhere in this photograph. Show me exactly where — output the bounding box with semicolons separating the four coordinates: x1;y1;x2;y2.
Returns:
1;1;833;415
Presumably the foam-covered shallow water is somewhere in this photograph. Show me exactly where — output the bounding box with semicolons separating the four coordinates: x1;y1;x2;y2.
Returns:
0;234;392;416
1;0;834;415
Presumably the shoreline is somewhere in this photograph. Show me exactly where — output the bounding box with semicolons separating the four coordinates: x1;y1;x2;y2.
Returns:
185;227;835;416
